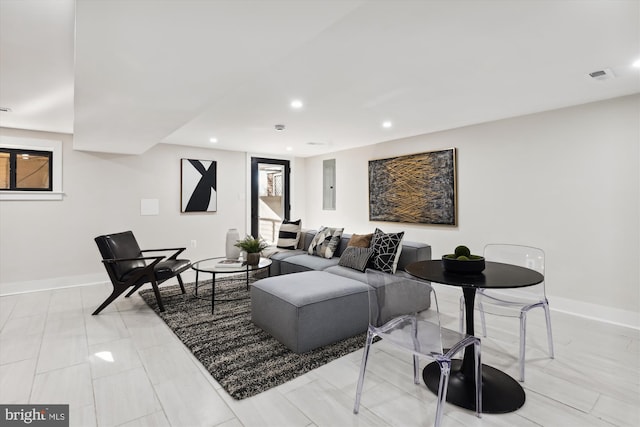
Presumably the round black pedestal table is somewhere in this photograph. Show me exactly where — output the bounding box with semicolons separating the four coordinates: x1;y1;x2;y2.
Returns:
405;260;544;414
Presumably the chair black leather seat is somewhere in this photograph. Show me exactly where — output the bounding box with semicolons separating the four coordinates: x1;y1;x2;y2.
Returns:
93;230;191;315
155;259;191;280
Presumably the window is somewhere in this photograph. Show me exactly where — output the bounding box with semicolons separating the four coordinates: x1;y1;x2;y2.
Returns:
0;148;53;191
0;136;63;200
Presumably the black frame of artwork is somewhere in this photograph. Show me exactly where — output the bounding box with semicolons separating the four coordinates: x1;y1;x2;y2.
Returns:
181;158;217;213
368;148;457;225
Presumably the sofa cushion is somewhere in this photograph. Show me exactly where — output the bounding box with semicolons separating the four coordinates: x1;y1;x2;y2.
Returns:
324;265;368;283
338;247;374;272
308;226;344;258
347;233;373;248
251;271;370;353
370;228;404;274
282;253;340;274
396;240;431;271
277;219;302;249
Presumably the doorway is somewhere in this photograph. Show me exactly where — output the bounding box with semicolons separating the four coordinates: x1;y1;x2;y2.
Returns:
251;157;290;244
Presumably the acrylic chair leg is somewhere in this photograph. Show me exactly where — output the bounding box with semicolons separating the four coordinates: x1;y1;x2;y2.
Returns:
413;355;420;384
434;360;450;427
478;301;487;337
410;317;420;384
519;310;527;382
543;303;555;358
353;330;374;414
474;340;482;417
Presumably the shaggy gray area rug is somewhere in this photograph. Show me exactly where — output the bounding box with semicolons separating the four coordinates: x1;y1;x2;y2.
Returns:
139;275;368;399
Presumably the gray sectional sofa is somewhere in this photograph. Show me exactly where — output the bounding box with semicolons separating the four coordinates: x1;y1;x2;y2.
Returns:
251;229;431;353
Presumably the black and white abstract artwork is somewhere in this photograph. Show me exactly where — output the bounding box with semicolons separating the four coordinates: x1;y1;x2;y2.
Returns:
181;159;217;213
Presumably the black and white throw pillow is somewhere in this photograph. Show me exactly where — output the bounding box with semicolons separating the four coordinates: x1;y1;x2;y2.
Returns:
370;228;404;274
308;226;344;258
277;219;302;249
338;247;374;272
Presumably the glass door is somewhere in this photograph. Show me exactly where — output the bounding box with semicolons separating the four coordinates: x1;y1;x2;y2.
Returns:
251;157;290;244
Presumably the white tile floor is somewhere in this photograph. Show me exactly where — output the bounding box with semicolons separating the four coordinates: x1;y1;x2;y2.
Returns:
0;281;638;427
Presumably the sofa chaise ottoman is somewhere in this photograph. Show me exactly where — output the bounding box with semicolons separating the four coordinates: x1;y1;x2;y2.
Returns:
251;271;370;353
252;227;432;353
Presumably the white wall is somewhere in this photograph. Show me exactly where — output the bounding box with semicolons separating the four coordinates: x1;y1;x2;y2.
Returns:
303;95;640;328
0;129;252;292
1;95;637;327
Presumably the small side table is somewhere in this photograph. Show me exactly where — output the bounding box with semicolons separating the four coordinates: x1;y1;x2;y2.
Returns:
191;257;272;313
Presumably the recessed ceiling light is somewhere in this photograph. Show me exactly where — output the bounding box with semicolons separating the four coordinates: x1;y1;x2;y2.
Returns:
633;59;640;68
382;121;392;129
286;146;293;151
209;137;218;143
290;99;303;109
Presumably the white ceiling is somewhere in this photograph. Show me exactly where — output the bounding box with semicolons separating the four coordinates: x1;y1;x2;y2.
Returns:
1;0;638;157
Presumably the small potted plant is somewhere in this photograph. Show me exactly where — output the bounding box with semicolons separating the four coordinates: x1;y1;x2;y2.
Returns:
234;235;269;266
442;245;485;274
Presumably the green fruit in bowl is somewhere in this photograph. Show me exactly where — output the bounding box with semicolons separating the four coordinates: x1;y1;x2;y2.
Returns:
454;245;471;257
456;255;470;261
444;254;457;259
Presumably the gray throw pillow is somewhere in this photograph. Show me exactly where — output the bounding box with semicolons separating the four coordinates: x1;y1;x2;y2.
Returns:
308;226;344;258
339;247;374;272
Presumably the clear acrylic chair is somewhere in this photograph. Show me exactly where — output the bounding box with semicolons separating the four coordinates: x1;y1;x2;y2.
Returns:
459;244;554;382
354;270;481;427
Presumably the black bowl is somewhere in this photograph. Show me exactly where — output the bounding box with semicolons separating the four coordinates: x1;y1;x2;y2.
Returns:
442;255;486;274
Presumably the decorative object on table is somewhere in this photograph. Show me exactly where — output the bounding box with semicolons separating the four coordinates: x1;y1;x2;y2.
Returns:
181;158;217;213
442;245;485;274
234;235;269;265
276;219;302;249
215;258;245;270
225;228;241;260
138;278;369;400
369;148;456;225
307;226;344;258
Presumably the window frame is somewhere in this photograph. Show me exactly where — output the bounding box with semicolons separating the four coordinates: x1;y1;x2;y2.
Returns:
1;148;53;191
0;136;63;200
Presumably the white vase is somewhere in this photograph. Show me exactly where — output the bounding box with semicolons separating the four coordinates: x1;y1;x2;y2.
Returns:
225;228;241;260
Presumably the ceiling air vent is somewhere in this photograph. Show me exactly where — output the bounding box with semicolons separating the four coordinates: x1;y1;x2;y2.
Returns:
588;68;615;81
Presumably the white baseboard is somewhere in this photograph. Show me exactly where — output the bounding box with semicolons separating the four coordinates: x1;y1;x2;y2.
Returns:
548;294;639;331
0;270;199;297
0;273;110;296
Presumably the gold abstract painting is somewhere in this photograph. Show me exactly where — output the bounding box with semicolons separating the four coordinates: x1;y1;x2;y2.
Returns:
369;149;456;225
